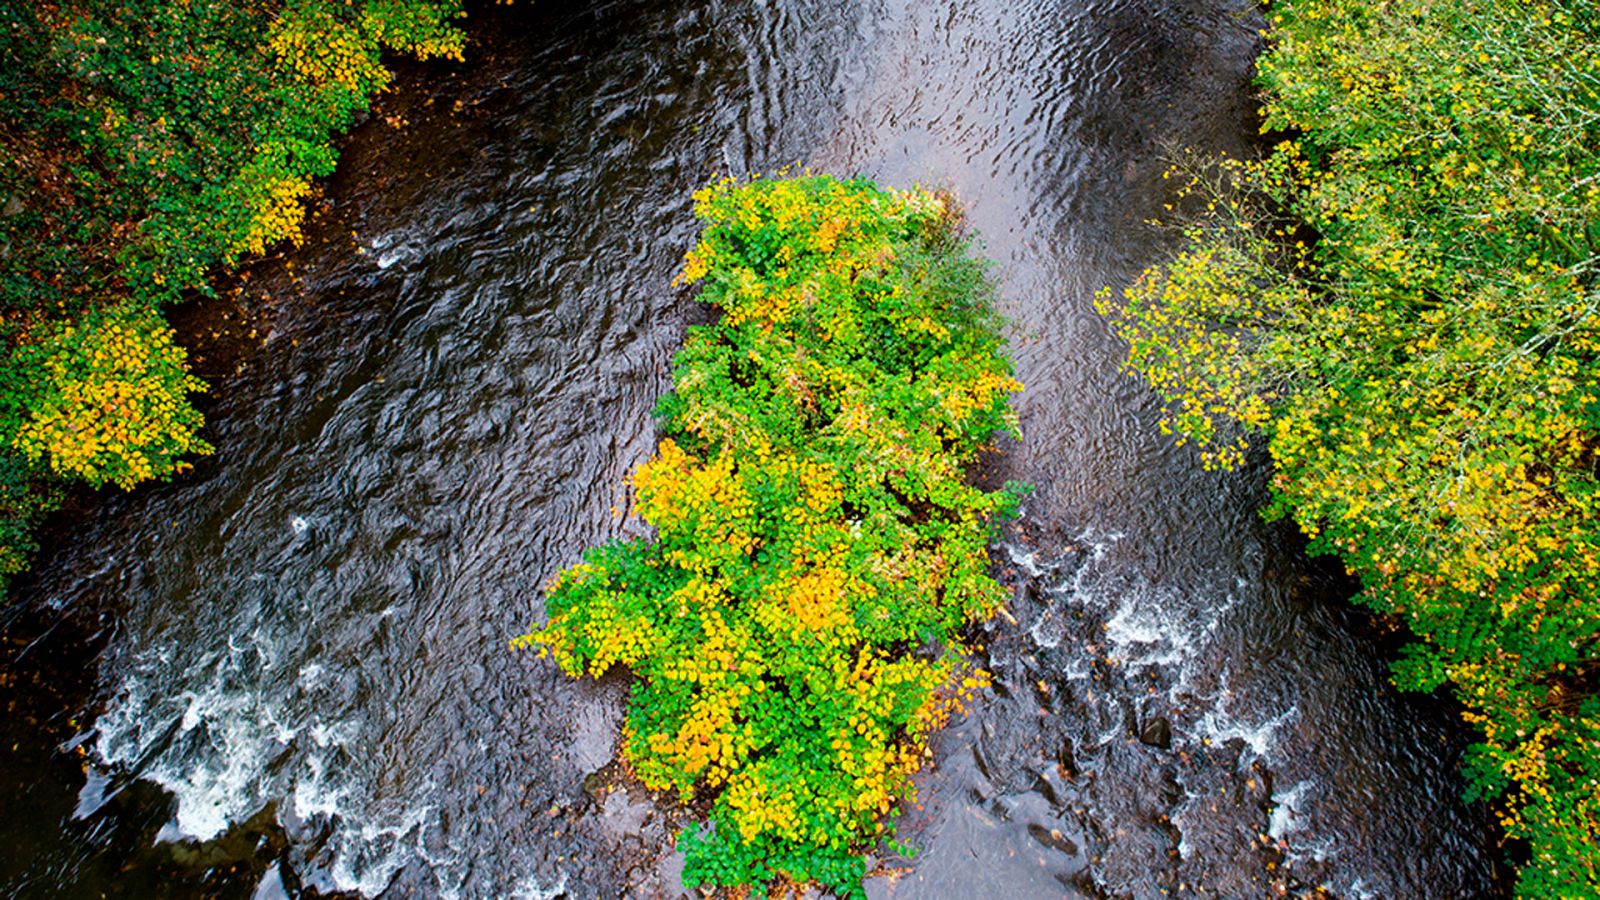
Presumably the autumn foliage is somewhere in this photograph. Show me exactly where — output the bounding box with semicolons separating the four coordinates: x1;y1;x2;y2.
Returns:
0;0;465;589
518;175;1025;897
1097;0;1600;893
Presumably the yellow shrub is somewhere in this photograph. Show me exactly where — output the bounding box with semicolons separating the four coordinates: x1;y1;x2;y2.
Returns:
9;305;211;490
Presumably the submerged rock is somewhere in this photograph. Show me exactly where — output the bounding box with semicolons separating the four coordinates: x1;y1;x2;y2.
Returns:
1140;716;1172;749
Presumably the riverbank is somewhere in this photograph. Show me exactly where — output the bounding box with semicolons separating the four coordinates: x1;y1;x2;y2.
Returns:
0;0;468;596
0;6;523;895
1099;0;1600;892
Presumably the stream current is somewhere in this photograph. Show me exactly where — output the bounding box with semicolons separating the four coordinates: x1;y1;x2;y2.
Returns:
1;0;1500;896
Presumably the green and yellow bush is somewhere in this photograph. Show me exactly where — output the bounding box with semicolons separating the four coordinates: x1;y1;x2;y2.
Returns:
2;303;210;490
1098;0;1600;893
518;175;1025;897
0;0;465;591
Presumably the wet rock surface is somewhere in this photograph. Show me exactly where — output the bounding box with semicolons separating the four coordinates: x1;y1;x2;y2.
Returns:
1140;717;1173;750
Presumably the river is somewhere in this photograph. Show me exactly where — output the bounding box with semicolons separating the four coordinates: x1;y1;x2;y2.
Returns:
0;0;1501;896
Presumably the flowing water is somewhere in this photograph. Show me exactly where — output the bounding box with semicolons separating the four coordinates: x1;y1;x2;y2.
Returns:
0;0;1501;896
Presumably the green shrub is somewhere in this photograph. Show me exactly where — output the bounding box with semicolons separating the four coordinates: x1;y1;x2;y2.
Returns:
1097;0;1600;893
0;452;60;593
518;175;1025;898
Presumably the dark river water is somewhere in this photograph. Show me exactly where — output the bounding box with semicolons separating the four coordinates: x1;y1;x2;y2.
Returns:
0;0;1502;896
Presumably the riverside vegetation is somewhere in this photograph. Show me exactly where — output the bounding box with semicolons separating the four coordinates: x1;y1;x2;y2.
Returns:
518;175;1026;897
1097;0;1600;893
0;0;466;589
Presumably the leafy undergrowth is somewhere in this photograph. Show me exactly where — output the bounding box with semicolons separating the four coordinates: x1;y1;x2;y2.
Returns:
518;175;1026;897
0;0;466;590
1098;0;1600;893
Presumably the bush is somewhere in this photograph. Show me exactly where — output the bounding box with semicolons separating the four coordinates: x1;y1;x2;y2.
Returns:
1097;0;1600;893
0;452;60;594
517;175;1025;897
1;303;210;490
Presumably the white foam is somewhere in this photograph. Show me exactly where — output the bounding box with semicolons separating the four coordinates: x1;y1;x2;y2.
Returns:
1267;779;1313;842
250;627;280;671
95;639;447;897
1196;700;1297;763
322;805;430;896
291;751;347;821
1101;587;1193;669
178;689;206;732
1028;603;1067;648
1002;541;1046;577
1266;779;1347;874
96;660;278;842
1344;877;1378;899
370;231;424;271
1076;527;1123;565
308;717;358;748
157;748;260;840
510;872;569;900
1048;528;1119;599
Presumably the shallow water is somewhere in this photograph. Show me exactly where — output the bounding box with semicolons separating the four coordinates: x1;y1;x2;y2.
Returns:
0;0;1499;896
